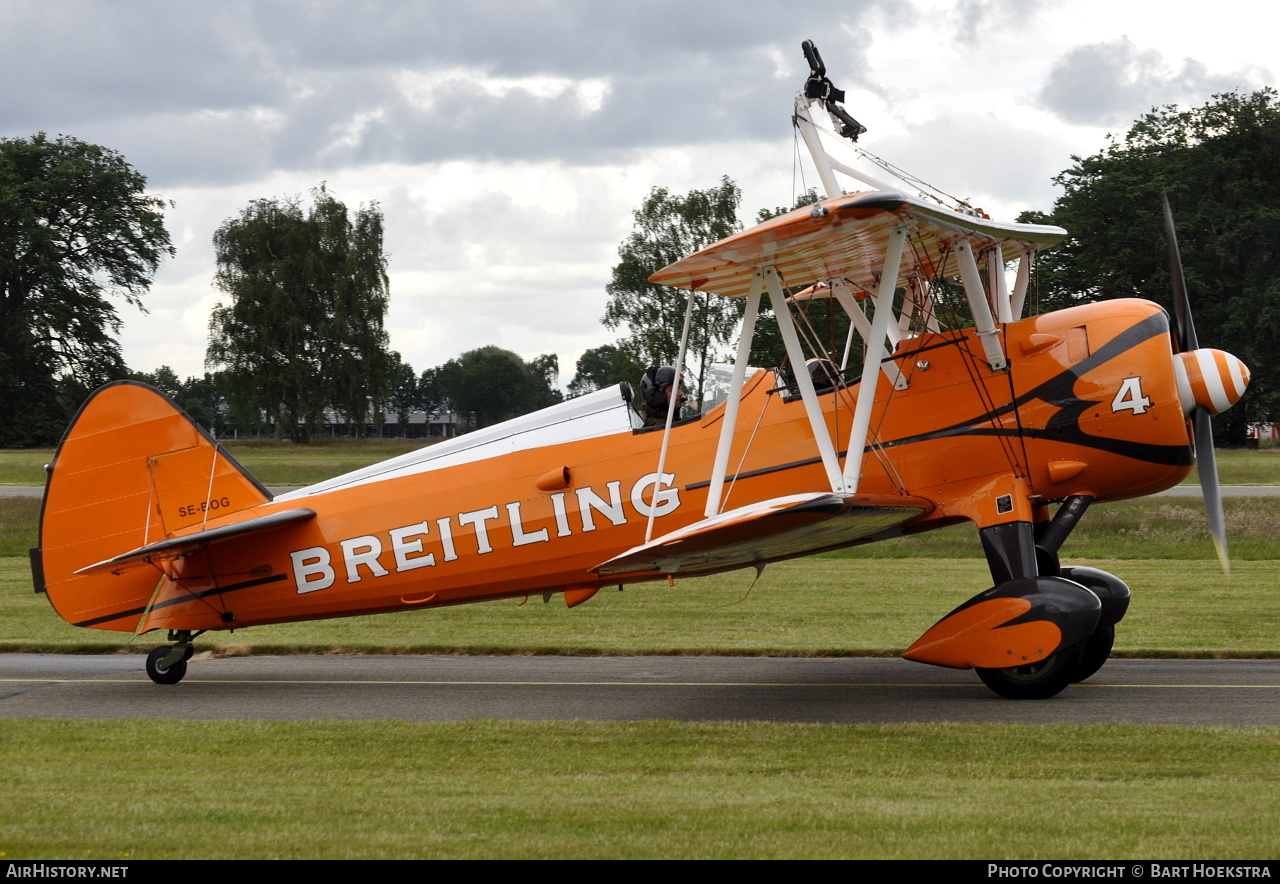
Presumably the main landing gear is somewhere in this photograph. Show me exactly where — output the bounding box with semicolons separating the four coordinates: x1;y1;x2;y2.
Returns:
973;619;1121;700
965;506;1131;699
144;631;200;685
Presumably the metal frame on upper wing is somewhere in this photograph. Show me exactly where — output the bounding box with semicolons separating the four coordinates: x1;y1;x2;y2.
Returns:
647;86;1067;519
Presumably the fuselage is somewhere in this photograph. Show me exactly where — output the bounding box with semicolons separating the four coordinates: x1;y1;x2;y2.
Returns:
136;297;1193;634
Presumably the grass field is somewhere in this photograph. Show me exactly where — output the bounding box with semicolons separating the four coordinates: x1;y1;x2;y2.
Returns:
5;443;1279;487
5;444;1279;860
6;554;1280;656
1;720;1277;859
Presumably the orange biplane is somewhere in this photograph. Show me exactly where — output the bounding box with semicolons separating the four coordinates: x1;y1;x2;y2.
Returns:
32;43;1250;698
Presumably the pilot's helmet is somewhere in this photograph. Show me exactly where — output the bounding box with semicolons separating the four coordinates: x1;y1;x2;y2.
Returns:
806;357;841;392
641;365;679;410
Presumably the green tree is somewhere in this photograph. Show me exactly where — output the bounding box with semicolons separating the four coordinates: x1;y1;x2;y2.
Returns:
130;365;182;400
176;372;225;436
755;187;822;224
1023;90;1280;444
386;354;419;437
603;177;743;406
0;133;172;445
432;346;561;430
567;343;644;397
131;366;226;436
526;353;564;410
207;185;392;443
746;189;854;374
418;364;448;418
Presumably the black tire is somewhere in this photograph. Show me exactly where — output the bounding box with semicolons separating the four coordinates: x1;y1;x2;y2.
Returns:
976;643;1082;699
1071;623;1115;683
145;646;188;685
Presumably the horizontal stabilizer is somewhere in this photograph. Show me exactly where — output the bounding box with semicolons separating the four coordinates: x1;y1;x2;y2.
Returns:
76;509;316;577
594;492;929;578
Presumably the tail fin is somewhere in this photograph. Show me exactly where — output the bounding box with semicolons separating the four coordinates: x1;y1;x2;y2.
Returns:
34;381;271;633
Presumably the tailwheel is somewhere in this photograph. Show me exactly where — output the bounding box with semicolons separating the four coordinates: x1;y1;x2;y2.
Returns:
1071;623;1115;683
975;642;1083;700
145;645;191;685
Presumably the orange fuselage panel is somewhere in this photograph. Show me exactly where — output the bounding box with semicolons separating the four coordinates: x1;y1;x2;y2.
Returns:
53;299;1191;634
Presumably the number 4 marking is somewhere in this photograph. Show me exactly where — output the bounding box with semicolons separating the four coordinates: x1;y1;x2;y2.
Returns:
1112;376;1152;415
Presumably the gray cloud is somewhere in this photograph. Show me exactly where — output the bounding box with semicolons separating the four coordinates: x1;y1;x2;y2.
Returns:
1038;37;1272;126
0;3;283;128
875;112;1065;217
1;0;895;188
247;0;850;77
947;0;1052;39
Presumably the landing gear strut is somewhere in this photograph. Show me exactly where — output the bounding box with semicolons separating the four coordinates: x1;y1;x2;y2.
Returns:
144;631;200;685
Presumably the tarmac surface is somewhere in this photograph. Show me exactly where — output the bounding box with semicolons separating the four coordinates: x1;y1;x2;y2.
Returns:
2;653;1278;725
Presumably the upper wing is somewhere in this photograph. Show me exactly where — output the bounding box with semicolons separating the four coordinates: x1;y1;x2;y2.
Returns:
594;492;932;579
649;190;1066;298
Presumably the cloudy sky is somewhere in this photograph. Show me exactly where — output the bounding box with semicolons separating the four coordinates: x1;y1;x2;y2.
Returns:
4;0;1274;385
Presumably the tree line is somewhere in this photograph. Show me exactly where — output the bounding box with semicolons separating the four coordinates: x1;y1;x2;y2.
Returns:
1019;89;1280;444
3;89;1277;447
0;135;565;446
131;346;563;442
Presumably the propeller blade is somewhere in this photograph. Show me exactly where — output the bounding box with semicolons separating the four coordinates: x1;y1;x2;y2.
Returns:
1164;196;1228;573
1193;406;1229;574
1162;194;1198;351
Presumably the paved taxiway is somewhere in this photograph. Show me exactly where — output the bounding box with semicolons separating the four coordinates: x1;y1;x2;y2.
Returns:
2;654;1278;725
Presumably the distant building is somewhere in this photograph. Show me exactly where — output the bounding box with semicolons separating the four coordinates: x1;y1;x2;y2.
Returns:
320;407;466;438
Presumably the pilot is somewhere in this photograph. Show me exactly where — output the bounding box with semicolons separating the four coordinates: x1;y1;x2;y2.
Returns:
639;365;688;427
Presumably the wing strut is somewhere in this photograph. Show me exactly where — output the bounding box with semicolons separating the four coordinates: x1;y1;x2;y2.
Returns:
645;281;697;543
1010;251;1032;319
830;280;906;390
704;271;764;517
955;239;1007;371
765;266;847;494
987;248;1013;324
842;225;908;492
